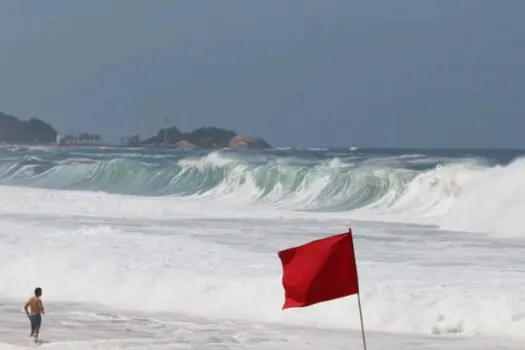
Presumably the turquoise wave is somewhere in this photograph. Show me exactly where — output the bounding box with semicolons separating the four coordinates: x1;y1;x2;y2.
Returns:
0;146;493;211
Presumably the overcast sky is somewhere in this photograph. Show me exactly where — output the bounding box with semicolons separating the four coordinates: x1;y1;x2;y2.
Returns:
0;1;524;148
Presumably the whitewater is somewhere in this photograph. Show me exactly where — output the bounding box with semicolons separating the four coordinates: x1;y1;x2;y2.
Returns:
1;145;525;349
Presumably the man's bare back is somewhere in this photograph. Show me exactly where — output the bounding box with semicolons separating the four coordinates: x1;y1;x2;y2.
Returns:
26;296;44;315
24;287;44;343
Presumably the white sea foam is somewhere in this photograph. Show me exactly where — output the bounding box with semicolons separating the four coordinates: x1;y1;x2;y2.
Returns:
1;183;525;349
1;147;524;349
439;157;525;238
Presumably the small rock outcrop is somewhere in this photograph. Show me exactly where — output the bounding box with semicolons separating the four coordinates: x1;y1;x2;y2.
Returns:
228;135;271;149
175;140;199;149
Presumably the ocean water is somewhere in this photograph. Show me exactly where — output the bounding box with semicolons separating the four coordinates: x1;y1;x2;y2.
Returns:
1;145;525;349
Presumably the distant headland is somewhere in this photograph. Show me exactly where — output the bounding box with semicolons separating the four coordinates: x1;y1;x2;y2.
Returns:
0;111;57;144
0;111;271;149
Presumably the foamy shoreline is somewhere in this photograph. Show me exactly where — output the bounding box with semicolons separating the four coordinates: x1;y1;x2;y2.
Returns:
1;301;522;350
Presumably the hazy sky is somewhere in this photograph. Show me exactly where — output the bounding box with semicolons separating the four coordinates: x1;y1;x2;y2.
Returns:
1;1;524;148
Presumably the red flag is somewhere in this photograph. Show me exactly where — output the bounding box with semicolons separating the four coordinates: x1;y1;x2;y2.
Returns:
278;230;359;309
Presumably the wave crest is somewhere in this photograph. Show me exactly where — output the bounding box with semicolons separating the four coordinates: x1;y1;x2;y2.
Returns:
0;150;491;219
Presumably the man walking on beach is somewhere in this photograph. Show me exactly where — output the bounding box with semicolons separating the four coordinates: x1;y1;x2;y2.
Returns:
24;287;44;343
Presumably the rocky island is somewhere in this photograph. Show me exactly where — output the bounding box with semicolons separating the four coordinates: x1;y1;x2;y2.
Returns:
139;126;271;149
0;110;271;149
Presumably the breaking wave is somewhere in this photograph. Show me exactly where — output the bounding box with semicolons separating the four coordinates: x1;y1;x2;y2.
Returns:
0;147;506;219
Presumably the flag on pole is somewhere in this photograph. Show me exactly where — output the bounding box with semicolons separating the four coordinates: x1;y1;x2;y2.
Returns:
277;229;359;309
278;228;367;350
